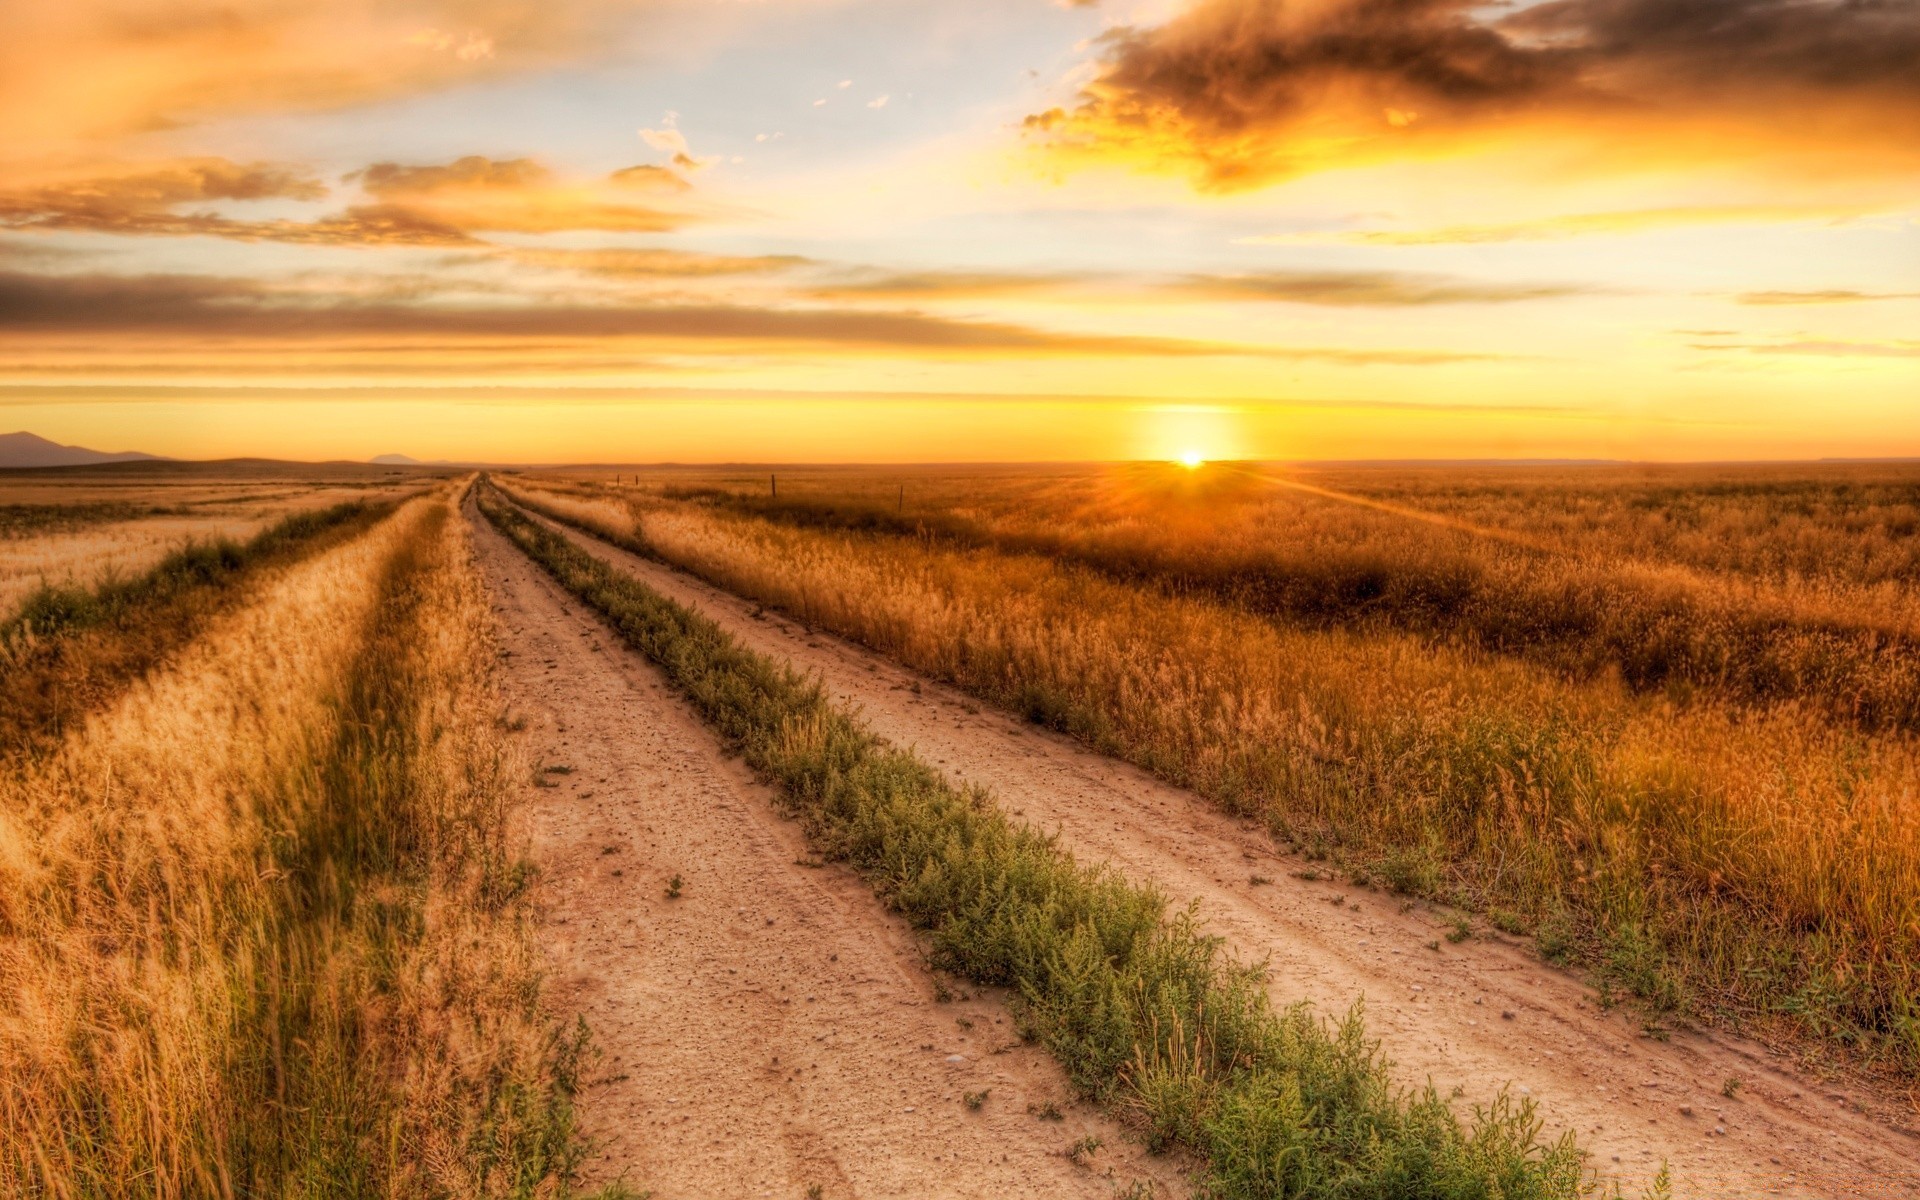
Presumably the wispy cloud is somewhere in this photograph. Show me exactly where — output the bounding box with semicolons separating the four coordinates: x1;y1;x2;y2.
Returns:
807;266;1589;306
1736;289;1920;306
1691;336;1920;359
1168;271;1593;305
1239;206;1871;246
0;268;1504;372
0;156;698;246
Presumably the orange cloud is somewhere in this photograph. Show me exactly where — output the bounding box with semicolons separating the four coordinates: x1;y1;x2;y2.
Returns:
1027;0;1920;189
350;156;694;234
806;267;1587;306
506;248;809;278
1239;205;1875;245
1;1;643;151
0;155;695;246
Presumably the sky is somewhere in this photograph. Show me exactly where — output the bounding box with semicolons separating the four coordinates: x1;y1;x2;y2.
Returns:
2;0;1917;463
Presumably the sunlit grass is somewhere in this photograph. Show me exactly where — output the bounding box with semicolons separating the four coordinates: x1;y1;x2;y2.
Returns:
501;470;1920;1078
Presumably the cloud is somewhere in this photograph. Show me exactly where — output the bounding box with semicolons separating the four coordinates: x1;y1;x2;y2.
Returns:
807;266;1586;306
0;159;330;237
2;1;650;149
506;248;810;278
1027;0;1920;188
1691;335;1920;358
804;270;1089;300
1168;270;1592;305
351;155;694;233
0;268;1224;356
1737;289;1920;306
0;267;1499;369
1239;205;1872;245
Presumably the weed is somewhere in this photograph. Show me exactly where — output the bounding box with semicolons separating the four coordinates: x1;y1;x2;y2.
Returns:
665;873;684;899
1066;1135;1103;1165
1446;917;1473;943
964;1089;990;1111
1722;1076;1743;1099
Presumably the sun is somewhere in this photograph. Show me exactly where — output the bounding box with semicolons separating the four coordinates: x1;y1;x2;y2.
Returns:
1176;449;1206;470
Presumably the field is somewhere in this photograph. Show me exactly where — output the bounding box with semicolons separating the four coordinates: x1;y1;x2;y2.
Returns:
4;459;1916;1199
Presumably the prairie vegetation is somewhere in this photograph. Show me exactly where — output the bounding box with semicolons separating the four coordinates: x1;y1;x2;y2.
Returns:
0;498;398;759
478;484;1605;1199
502;466;1920;1078
0;488;589;1196
0;466;434;619
639;463;1920;731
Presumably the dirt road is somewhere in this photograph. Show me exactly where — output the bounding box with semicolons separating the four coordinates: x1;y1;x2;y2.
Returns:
467;501;1187;1198
508;502;1920;1200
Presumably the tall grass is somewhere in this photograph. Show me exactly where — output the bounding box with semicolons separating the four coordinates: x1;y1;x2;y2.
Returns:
0;492;591;1197
477;484;1611;1199
656;466;1920;732
498;476;1920;1078
0;498;403;759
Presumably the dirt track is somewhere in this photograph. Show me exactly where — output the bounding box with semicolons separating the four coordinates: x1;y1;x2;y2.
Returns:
503;501;1920;1200
468;500;1188;1198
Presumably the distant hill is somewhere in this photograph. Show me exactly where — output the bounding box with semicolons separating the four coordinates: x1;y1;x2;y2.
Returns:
0;431;164;469
370;453;423;465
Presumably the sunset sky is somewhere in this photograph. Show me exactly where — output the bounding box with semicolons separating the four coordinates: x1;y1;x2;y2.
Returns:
3;0;1917;463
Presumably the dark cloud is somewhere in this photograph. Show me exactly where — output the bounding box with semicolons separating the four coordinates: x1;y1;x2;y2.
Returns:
0;269;1221;355
0;268;1496;365
1032;0;1920;186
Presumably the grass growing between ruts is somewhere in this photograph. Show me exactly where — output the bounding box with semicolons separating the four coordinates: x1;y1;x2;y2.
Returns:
1;493;595;1197
0;496;403;758
478;483;1620;1199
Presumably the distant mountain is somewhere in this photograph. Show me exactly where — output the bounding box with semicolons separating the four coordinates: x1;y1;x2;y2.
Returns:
370;453;423;465
0;431;163;469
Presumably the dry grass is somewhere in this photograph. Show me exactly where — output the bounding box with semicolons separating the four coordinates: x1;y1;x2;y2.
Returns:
0;471;427;620
621;463;1920;731
0;489;589;1197
501;470;1920;1078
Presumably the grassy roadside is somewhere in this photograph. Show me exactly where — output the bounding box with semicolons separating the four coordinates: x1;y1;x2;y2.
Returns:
478;483;1624;1199
2;495;600;1197
0;495;406;758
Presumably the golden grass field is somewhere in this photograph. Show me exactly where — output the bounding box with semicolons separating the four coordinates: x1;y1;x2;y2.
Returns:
0;467;422;620
5;457;1917;1198
508;463;1920;1079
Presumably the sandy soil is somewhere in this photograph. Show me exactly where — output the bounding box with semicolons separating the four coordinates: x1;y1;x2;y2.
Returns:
507;502;1920;1200
467;501;1189;1199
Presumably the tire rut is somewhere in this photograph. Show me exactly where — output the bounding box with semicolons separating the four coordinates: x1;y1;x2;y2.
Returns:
467;499;1187;1199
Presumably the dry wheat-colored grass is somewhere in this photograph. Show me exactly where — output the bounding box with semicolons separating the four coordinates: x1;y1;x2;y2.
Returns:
0;487;585;1197
606;463;1920;731
0;477;424;620
502;472;1920;1077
